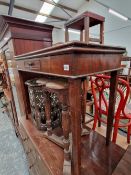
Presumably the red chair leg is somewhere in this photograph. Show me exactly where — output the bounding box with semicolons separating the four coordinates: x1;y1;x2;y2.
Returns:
127;125;131;144
112;119;119;143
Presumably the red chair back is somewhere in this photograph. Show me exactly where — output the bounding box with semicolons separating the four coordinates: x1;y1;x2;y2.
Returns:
90;75;130;124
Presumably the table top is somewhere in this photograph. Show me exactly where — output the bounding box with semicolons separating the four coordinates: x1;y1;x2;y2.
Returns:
15;41;126;60
15;41;126;78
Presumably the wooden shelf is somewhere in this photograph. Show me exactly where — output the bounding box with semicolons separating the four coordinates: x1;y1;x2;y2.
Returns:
19;117;125;175
113;145;131;175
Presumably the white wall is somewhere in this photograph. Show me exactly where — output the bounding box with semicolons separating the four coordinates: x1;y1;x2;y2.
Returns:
53;0;131;56
52;28;80;44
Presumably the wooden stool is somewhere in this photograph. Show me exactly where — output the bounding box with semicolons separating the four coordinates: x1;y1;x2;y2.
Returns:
43;79;90;174
43;80;71;164
65;11;105;44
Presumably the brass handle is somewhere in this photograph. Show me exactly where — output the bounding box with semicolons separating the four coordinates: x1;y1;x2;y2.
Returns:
28;62;34;66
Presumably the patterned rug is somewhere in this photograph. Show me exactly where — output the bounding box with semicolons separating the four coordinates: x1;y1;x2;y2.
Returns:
0;110;29;175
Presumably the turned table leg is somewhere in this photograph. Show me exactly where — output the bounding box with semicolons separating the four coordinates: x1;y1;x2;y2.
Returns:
106;70;118;145
81;79;87;126
69;79;81;175
45;92;52;136
61;96;70;162
60;92;71;175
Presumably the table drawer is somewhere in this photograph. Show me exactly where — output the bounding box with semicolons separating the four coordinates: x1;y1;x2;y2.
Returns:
24;60;41;70
17;59;41;71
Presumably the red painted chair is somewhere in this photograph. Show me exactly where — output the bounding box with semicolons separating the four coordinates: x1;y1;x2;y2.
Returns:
90;74;131;143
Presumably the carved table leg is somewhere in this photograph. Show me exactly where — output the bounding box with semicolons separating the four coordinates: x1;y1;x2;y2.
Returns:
35;104;41;129
61;93;71;175
45;92;52;136
43;91;64;147
69;79;81;175
106;70;118;145
81;79;87;126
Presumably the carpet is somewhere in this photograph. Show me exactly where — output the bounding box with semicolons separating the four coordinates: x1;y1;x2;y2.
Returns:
0;110;29;175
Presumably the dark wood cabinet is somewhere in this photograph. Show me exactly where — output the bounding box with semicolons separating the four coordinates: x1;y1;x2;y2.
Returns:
0;15;53;129
0;52;19;133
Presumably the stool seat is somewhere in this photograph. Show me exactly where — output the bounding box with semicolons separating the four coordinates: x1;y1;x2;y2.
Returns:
36;78;48;85
46;80;68;90
25;78;48;87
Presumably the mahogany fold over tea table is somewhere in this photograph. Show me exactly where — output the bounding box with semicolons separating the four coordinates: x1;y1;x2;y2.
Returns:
15;41;126;175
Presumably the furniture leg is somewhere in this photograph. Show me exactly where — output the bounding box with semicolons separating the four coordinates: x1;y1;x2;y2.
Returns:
100;22;104;44
98;120;101;127
112;118;119;143
45;92;52;136
69;79;81;175
84;16;89;43
61;98;70;161
65;27;69;42
80;30;83;42
35;104;41;130
81;78;90;134
81;79;87;126
106;70;118;145
60;93;71;175
98;96;101;127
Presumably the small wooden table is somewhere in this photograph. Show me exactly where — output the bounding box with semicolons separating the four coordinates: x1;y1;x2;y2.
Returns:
65;11;105;44
15;41;126;175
